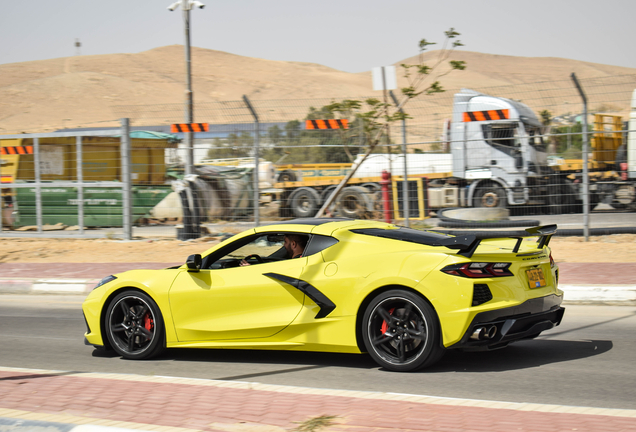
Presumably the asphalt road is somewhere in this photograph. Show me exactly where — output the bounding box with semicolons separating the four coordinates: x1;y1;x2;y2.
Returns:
1;295;635;411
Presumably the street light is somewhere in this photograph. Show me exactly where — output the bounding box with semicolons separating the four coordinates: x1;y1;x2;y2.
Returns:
168;0;205;176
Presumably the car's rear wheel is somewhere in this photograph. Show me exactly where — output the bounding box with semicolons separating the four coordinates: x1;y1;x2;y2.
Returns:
105;290;165;360
362;290;444;372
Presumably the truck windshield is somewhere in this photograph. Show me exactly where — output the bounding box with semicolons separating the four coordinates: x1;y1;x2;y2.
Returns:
526;127;546;151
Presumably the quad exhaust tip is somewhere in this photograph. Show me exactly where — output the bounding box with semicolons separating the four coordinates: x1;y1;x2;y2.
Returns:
470;325;497;341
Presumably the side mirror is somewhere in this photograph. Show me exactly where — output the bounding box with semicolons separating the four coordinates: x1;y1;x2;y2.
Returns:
186;254;202;272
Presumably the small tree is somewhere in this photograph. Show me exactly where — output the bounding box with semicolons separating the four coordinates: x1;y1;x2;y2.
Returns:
315;28;466;217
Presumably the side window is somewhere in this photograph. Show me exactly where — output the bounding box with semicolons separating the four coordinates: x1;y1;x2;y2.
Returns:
204;233;286;269
220;234;284;260
482;123;517;148
304;235;339;256
202;232;327;269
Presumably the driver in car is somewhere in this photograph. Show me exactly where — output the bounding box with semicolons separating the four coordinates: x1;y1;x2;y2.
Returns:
239;234;308;266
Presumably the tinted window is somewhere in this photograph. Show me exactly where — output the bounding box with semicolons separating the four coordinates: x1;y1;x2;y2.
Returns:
304;235;339;256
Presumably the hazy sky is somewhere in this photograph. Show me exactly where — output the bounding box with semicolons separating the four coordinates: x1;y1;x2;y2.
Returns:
2;0;635;73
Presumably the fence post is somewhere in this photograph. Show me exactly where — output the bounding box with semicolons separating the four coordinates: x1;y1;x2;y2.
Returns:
390;90;409;227
33;137;42;233
571;73;589;241
120;118;132;240
76;136;84;235
243;95;260;227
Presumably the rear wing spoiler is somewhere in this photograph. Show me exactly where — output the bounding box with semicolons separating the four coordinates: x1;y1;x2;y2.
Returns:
436;224;557;258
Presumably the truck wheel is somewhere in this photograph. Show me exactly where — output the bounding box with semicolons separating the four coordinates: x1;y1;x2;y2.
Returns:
473;184;506;208
336;186;374;219
289;187;320;218
276;170;297;183
362;182;381;193
320;185;338;203
610;185;636;210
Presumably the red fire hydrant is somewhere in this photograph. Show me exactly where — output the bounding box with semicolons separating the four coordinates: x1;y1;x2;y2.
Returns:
380;170;393;223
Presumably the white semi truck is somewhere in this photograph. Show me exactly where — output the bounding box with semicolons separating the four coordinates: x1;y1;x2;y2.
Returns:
430;88;560;211
276;89;566;218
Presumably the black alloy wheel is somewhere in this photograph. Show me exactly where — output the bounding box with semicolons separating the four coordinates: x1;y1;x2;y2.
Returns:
106;290;165;360
362;290;443;372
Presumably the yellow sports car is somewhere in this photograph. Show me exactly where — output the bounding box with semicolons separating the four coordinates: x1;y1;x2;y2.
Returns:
82;218;564;372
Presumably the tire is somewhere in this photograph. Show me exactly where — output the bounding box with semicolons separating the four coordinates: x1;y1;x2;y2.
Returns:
320;185;338;214
609;185;635;210
473;184;506;208
289;187;320;218
105;290;165;360
361;183;383;210
320;185;338;204
361;182;381;193
276;170;297;183
362;290;444;372
336;186;373;218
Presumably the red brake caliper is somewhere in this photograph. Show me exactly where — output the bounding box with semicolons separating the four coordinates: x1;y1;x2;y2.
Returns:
144;313;154;331
380;308;395;333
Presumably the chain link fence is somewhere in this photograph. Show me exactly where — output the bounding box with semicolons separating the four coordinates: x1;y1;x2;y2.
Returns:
2;75;635;238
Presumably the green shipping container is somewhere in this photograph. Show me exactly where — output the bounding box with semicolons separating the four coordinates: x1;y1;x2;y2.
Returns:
14;184;172;227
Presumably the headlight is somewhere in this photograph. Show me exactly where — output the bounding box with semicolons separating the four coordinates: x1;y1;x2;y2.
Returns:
94;275;117;290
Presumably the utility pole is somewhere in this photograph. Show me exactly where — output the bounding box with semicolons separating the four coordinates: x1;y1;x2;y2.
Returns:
168;0;205;176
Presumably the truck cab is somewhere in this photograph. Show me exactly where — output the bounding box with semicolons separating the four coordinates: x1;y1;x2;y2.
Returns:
450;89;550;208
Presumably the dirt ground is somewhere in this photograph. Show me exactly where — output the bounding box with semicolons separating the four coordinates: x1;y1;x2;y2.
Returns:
2;233;635;264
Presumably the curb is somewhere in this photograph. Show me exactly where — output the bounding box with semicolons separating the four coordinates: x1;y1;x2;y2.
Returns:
0;277;99;294
559;284;636;303
2;366;636;419
0;417;142;432
1;277;636;304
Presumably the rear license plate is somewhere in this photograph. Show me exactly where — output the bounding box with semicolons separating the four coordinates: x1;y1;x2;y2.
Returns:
526;268;546;289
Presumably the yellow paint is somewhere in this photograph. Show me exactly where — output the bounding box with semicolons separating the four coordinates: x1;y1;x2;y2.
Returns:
83;220;562;355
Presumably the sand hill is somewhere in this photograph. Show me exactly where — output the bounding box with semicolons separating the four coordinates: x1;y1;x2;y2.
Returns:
1;46;635;134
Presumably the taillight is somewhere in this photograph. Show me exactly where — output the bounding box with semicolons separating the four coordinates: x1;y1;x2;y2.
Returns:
549;252;555;268
441;262;513;278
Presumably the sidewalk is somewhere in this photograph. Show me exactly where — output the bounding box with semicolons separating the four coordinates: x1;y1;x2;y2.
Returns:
1;262;635;303
1;366;635;432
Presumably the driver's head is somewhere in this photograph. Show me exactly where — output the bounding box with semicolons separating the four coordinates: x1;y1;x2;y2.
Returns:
284;234;308;258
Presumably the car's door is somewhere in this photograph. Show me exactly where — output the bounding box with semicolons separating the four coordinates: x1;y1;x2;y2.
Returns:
168;234;307;342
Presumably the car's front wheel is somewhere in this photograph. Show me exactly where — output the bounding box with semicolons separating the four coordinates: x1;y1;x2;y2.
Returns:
105;290;165;360
362;290;444;372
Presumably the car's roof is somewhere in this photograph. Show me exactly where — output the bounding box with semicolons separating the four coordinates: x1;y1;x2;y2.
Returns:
264;218;354;226
256;218;397;236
